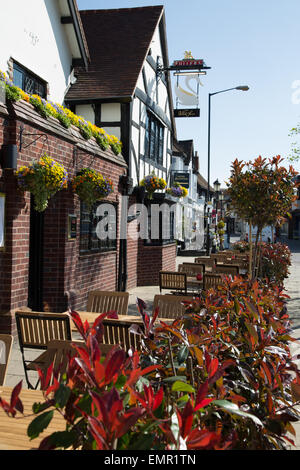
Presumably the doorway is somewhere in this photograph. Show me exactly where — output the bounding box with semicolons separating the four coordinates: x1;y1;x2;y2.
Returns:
28;195;44;311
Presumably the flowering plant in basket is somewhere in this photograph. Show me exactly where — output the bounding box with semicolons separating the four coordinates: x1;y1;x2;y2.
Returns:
16;154;68;212
166;182;188;198
139;173;167;199
71;168;113;209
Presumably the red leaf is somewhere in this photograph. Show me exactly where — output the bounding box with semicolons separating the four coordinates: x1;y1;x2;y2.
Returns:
69;311;86;338
208;358;219;378
194;398;213;411
151;306;160;326
10;380;22;410
105;350;126;383
195;380;209;407
88;416;107;450
153;387;164;411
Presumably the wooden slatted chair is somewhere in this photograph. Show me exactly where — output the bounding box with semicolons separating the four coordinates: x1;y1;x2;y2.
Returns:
152;294;194;319
179;263;205;276
101;319;142;352
214;264;240;275
42;339;114;384
86;291;129;315
15;311;72;389
203;273;223;291
159;271;187;294
194;257;214;270
0;334;13;386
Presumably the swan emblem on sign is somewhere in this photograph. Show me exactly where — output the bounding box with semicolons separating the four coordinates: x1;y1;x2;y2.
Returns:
174;75;203;106
174;51;203;106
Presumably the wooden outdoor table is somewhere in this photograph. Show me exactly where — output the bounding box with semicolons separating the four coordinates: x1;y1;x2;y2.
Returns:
71;312;175;331
0;387;66;450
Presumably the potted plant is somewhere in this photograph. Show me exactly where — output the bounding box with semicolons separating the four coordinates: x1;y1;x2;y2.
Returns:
139;172;167;199
71;168;114;209
16;154;68;212
166;182;188;198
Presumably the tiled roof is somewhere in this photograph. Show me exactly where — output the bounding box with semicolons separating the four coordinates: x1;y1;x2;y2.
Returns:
197;173;215;193
65;6;164;101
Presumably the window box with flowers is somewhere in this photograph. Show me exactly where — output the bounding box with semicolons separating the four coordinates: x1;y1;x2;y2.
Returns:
139;173;167;200
0;70;123;157
16;154;68;212
166;182;188;199
71;168;114;210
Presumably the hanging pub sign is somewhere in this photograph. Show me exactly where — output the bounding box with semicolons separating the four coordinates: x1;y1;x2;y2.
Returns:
172;58;204;69
174;108;200;118
173;172;190;188
172;52;209;116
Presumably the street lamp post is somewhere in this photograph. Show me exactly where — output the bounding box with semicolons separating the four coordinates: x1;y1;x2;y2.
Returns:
206;85;249;255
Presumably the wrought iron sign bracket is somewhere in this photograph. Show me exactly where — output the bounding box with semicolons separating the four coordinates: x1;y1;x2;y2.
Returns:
19;124;48;152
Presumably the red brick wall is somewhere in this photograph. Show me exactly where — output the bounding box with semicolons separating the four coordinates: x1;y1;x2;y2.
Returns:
137;240;176;286
0;101;127;333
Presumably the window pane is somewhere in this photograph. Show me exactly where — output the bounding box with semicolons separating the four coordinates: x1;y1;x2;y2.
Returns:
13;68;23;89
80;202;117;253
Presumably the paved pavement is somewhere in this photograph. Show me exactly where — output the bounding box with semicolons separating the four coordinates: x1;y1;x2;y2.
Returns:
3;237;300;449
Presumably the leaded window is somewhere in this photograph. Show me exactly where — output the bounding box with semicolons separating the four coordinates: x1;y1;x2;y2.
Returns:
13;62;47;98
80;201;117;254
145;112;164;165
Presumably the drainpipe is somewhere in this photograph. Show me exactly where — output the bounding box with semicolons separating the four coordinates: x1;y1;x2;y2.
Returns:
117;100;133;292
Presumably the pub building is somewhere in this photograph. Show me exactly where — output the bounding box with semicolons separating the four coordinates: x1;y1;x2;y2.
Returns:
0;0;128;334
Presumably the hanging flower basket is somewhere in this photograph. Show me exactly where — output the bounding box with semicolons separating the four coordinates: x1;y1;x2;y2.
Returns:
71;168;114;210
139;173;167;199
16;154;68;212
166;182;188;198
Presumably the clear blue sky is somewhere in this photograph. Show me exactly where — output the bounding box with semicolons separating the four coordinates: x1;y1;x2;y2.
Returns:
77;0;300;186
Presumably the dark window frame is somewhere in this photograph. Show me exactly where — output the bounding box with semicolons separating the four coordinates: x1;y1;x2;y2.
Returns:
80;201;118;254
145;112;164;165
13;61;47;98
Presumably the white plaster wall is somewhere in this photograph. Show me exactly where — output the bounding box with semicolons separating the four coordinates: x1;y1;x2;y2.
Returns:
0;0;74;103
132;98;140;127
75;104;95;124
101;103;121;122
143;61;157;103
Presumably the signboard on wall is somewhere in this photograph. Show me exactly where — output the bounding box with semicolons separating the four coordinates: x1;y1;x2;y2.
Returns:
173;172;190;188
174;108;200;118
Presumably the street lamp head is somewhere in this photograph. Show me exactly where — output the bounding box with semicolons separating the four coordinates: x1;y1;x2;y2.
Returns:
213;179;221;192
235;86;249;91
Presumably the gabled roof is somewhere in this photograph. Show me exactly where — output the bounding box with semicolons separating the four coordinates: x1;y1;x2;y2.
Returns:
65;6;165;102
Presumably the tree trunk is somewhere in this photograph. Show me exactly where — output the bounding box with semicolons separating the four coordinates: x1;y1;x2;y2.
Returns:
252;228;261;279
249;222;253;279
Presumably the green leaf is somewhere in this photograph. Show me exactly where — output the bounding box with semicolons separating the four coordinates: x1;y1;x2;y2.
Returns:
55;384;71;408
177;345;189;364
213;400;263;426
163;375;187;383
115;373;127;390
27;410;54;440
172;381;195;394
46;430;76;449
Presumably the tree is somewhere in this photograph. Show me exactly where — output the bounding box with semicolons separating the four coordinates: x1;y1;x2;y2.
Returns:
226;155;298;278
